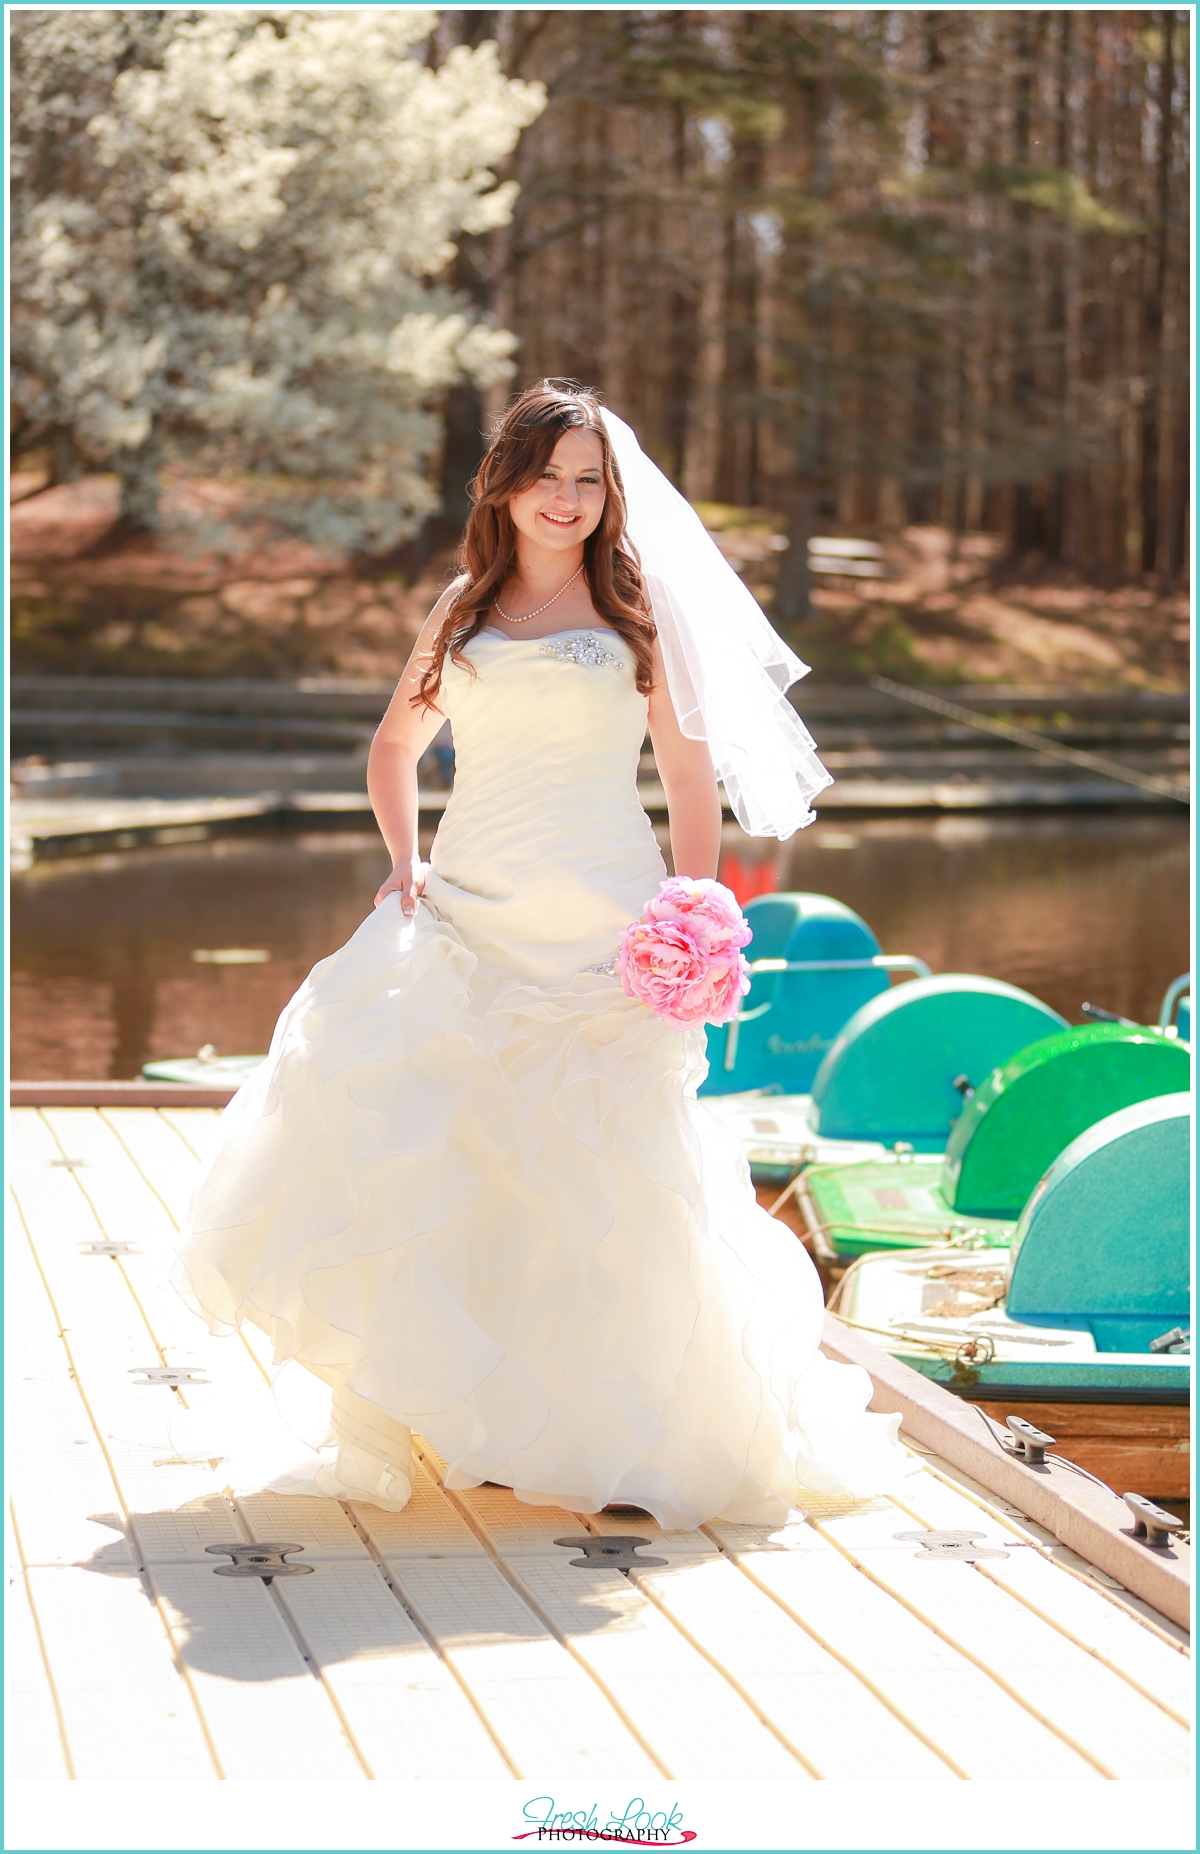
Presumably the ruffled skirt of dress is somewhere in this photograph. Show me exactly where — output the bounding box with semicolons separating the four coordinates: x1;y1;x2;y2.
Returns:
172;897;904;1528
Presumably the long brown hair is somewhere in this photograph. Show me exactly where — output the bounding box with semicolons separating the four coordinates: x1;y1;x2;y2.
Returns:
413;379;656;709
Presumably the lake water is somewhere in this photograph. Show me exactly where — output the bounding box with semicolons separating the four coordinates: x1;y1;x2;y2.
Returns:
10;811;1190;1078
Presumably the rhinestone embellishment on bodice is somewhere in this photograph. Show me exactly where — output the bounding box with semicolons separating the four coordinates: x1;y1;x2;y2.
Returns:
539;630;624;670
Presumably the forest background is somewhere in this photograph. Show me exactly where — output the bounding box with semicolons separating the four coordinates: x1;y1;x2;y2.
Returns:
11;6;1191;690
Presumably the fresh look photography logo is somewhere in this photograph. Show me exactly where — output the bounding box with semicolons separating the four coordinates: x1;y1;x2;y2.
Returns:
513;1796;696;1845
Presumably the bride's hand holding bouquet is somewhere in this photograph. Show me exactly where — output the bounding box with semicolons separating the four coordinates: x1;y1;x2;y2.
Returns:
618;878;751;1030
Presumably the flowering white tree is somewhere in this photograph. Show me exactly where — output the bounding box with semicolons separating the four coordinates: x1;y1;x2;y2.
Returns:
11;10;544;550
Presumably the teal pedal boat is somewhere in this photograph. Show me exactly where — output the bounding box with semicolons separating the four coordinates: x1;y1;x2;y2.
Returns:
825;1095;1191;1495
705;965;1068;1181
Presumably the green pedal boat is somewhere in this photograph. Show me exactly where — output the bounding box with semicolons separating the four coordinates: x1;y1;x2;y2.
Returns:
795;1018;1191;1262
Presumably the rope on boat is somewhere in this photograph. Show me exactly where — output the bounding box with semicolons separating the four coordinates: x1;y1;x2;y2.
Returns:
870;676;1190;803
826;1311;996;1361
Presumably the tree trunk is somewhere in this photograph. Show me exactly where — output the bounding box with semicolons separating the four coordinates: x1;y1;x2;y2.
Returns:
665;103;698;485
910;13;951;524
433;11;500;532
1009;12;1039;556
1140;11;1173;575
50;426;86;486
775;32;832;624
114;428;162;534
1163;379;1189;593
1044;11;1073;561
715;129;763;505
774;489;816;629
440;383;486;533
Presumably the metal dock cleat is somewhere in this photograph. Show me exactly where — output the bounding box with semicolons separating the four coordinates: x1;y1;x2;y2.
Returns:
205;1542;314;1584
1121;1494;1187;1550
554;1535;668;1570
1002;1414;1056;1466
895;1529;1010;1563
129;1365;211;1387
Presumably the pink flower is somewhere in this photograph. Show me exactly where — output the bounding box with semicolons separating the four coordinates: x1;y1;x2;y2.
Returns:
618;879;752;1029
645;878;752;952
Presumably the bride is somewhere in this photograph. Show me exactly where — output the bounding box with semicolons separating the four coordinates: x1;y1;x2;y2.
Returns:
174;379;902;1527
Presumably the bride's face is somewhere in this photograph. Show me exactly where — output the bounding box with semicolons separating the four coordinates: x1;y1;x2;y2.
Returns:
508;428;606;553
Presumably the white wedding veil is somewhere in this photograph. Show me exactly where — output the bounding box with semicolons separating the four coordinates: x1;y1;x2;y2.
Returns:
600;409;832;839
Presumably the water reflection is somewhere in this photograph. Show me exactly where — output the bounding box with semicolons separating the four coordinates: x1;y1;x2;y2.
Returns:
10;812;1190;1079
779;812;1189;1028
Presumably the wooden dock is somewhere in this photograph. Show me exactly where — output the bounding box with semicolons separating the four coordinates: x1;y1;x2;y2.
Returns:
6;1104;1192;1784
10;677;1189;866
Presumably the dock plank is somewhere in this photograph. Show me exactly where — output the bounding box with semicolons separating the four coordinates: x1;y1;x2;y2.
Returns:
891;1469;1193;1726
8;1390;217;1781
588;1503;955;1776
907;1448;1194;1649
93;1104;285;1396
446;1482;592;1556
145;1562;366;1779
38;1105;188;1252
99;1104;211;1228
269;1557;515;1779
707;1512;1101;1778
18;1546;219;1781
435;1471;809;1777
494;1552;809;1779
156;1106;225;1166
585;1506;720;1562
8;1154;229;1529
9;1113;369;1780
5;1507;73;1780
626;1550;955;1778
236;1491;371;1562
23;1108;299;1470
9;1119;244;1477
340;1480;661;1777
241;1485;658;1776
8;1107;1191;1783
815;1501;1190;1778
386;1554;663;1779
350;1469;489;1562
108;1485;368;1782
7;1191;222;1779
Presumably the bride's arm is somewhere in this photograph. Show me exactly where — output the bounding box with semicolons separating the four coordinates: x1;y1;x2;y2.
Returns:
368;593;456;912
646;637;722;880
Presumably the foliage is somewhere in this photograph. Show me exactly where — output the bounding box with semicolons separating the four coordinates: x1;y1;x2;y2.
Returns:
465;7;1188;591
10;9;544;550
972;165;1143;235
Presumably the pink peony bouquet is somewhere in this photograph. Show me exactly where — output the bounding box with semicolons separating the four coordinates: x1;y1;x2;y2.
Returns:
617;878;752;1030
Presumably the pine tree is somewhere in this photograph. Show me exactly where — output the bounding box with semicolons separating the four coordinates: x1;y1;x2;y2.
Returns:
10;9;544;550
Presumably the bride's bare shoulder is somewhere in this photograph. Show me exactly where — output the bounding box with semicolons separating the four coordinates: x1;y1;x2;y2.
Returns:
415;573;471;639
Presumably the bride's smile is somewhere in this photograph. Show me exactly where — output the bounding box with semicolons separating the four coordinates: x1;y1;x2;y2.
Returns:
507;426;607;555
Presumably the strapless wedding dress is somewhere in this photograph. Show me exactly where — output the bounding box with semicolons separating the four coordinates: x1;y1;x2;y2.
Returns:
174;626;902;1526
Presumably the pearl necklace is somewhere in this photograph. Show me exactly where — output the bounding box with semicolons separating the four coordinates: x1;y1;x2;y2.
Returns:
494;563;584;624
